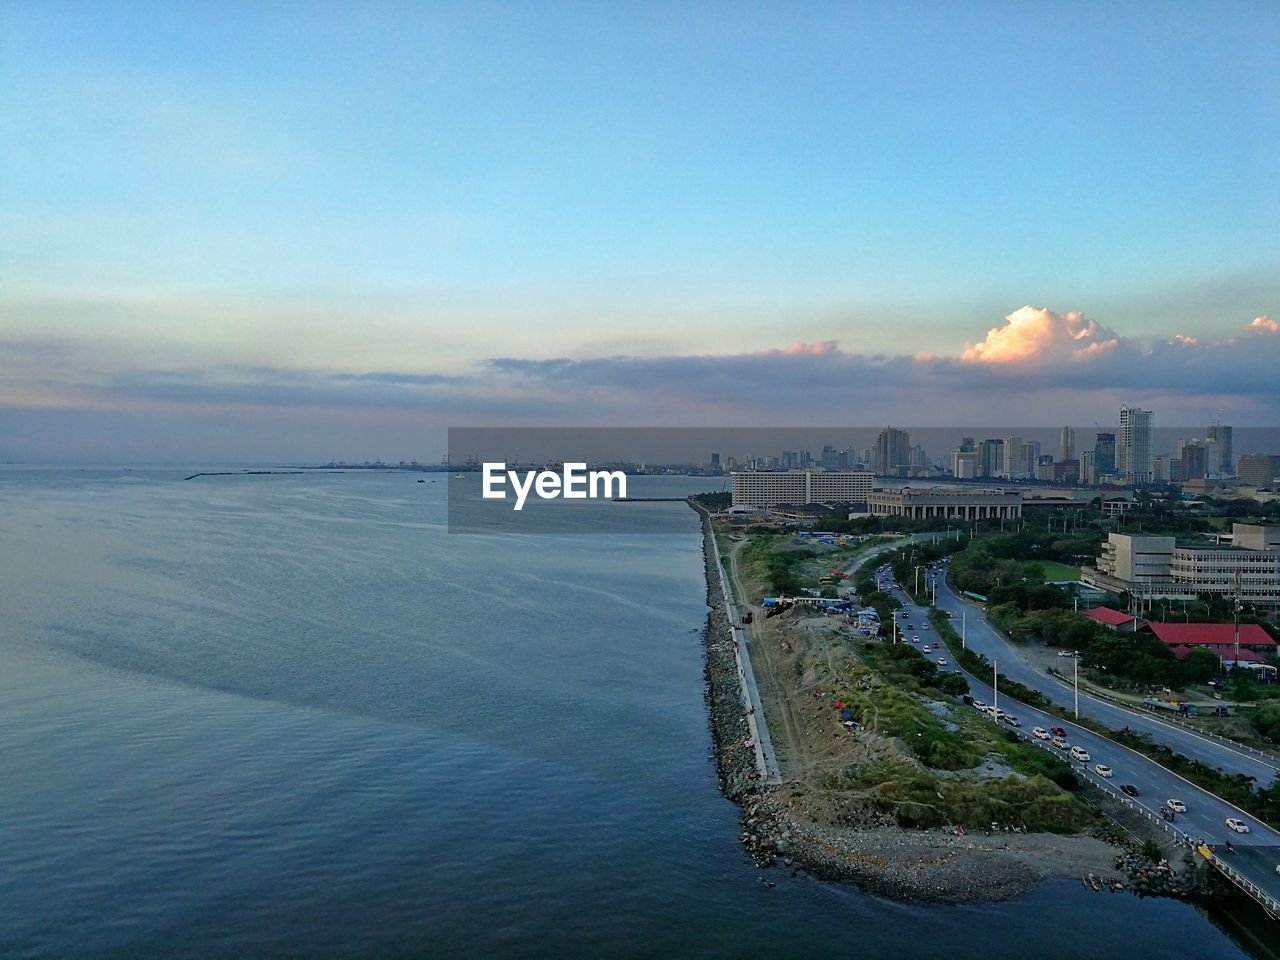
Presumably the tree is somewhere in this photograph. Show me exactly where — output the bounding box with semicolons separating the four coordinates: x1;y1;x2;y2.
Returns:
1181;648;1221;685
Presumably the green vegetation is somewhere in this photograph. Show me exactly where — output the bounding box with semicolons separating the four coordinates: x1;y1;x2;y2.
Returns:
1038;561;1081;582
739;537;818;596
826;761;1092;833
691;491;731;511
816;616;1090;833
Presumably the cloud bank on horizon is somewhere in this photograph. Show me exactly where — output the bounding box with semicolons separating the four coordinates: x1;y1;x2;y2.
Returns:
4;307;1278;452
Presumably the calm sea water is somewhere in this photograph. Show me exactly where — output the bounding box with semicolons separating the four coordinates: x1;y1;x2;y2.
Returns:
0;467;1254;959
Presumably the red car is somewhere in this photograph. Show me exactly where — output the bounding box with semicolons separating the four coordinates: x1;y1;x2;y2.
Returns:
1050;726;1067;737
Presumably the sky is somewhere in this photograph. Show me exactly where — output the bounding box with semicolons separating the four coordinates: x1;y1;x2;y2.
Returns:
2;0;1278;462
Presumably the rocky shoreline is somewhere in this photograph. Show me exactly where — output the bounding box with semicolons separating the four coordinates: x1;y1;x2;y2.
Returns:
688;499;1215;906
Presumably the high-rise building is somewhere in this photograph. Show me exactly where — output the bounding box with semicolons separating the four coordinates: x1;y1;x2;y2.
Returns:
979;439;1005;479
710;452;721;471
1237;455;1280;485
1208;420;1233;476
1180;442;1208;481
1118;407;1153;484
952;449;979;479
1093;432;1116;479
1002;436;1023;478
1080;450;1095;485
873;427;911;476
1059;427;1075;463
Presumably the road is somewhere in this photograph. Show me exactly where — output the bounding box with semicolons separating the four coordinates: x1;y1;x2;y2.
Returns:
929;574;1279;788
890;584;1280;915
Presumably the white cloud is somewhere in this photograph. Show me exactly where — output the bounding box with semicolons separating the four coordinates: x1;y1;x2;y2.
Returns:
958;306;1122;364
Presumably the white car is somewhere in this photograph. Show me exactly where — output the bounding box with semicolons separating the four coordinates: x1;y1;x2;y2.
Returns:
937;657;947;666
1003;715;1021;727
1070;746;1091;762
1226;818;1250;834
1057;650;1076;658
912;635;920;642
1167;799;1186;813
1094;764;1113;778
1032;726;1050;740
922;624;930;630
971;700;987;711
1051;736;1070;750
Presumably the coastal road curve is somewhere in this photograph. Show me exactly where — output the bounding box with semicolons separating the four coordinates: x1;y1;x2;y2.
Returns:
892;587;1280;914
929;574;1279;788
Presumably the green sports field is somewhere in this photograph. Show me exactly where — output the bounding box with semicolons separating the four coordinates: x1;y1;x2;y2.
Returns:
1038;561;1081;582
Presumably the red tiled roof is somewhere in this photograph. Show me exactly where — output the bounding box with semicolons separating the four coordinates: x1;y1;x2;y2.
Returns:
1084;606;1135;626
1149;622;1277;648
1168;644;1268;663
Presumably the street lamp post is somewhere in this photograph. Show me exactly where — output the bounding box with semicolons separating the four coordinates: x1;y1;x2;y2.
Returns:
993;658;999;714
961;609;966;649
1073;651;1079;719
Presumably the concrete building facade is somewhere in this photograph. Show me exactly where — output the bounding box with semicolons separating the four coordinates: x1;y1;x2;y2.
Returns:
1081;524;1280;608
730;471;874;508
866;487;1022;520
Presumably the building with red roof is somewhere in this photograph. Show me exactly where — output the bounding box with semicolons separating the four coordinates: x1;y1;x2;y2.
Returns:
1083;606;1138;632
1147;622;1277;651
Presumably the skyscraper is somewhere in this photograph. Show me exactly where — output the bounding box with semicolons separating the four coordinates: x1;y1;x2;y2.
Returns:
1208;419;1233;475
979;438;1005;479
1059;426;1075;463
873;427;910;476
1118;406;1153;485
1093;432;1116;480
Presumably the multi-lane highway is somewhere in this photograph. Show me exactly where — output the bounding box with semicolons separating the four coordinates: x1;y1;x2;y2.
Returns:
887;578;1280;916
928;572;1279;787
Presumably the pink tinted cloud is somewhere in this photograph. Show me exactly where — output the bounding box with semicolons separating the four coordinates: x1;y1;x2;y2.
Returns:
958;305;1122;365
1246;315;1279;334
756;340;841;357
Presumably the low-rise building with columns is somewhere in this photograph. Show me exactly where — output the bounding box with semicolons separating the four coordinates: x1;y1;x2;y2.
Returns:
866;487;1022;520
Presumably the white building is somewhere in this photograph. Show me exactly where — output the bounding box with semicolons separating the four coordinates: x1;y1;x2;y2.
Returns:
730;471;874;508
1118;406;1154;484
867;487;1022;520
1081;524;1280;608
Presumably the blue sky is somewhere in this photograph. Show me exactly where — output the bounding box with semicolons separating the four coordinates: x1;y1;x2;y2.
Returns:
2;1;1278;460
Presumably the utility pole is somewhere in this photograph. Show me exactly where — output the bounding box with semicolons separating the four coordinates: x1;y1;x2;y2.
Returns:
1234;570;1242;664
993;659;999;714
1073;652;1079;719
961;610;966;649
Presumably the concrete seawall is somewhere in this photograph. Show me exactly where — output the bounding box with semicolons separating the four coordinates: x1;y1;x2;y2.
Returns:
689;499;779;796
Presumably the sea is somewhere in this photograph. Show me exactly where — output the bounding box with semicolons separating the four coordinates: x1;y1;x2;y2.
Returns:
0;466;1263;959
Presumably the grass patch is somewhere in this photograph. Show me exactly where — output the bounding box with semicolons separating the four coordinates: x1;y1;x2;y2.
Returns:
1038;561;1081;582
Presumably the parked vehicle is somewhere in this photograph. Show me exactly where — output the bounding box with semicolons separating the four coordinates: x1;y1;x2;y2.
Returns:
1003;715;1020;727
1032;726;1050;740
1069;746;1091;762
1094;764;1113;778
1226;818;1250;834
1051;736;1069;749
971;700;987;711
